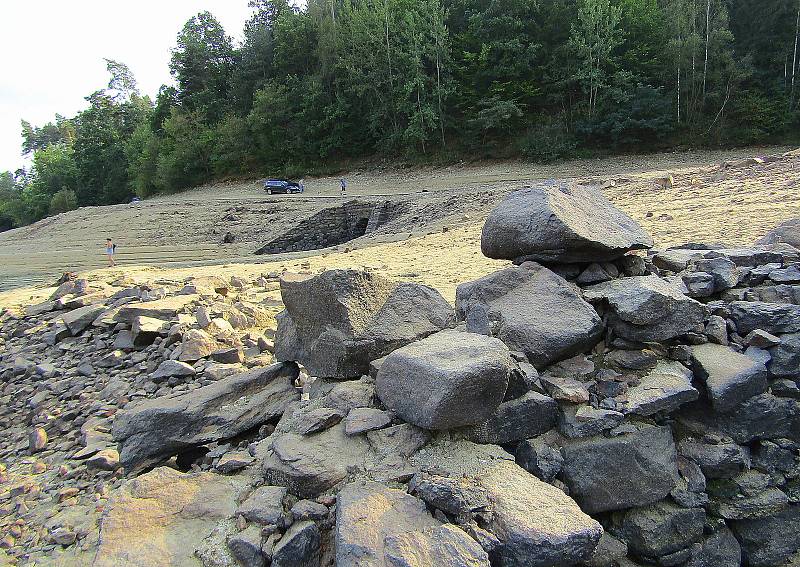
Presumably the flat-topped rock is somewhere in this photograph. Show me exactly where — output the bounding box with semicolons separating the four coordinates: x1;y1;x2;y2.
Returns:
757;217;800;249
691;343;768;412
63;304;106;336
456;263;603;368
113;362;299;472
584;275;707;342
623;360;698;416
113;295;199;324
481;181;653;263
274;270;454;378
376;330;514;430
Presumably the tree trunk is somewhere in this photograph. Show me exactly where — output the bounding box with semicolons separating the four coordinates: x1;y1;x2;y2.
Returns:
383;0;397;133
702;0;710;100
677;65;681;123
792;0;800;108
435;32;445;148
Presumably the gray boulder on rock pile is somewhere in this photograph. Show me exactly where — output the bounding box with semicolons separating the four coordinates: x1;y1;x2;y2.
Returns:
411;440;603;567
560;425;680;514
728;301;800;335
274;270;454;378
691;343;768;412
375;330;514;430
480;181;653;263
113;362;299;471
456;263;603;368
584;275;707;342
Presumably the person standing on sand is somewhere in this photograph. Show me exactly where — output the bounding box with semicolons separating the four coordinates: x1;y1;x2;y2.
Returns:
106;238;116;267
340;178;347;196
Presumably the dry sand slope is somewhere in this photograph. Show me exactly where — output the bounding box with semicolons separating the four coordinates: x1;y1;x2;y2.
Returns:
1;146;799;309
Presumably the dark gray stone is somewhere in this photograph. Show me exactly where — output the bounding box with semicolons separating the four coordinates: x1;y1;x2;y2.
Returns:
689;257;738;292
516;438;564;482
584;276;707;342
260;423;371;498
344;407;392;435
558;404;624;438
375;330;514;430
62;304;105;336
367;423;430;460
685;528;741;567
464;391;558;444
227;525;265;567
731;506;800;567
729;301;800;336
456;263;603;369
560;425;680;514
623;360;699;416
582;532;628;567
113;363;299;471
456;262;603;368
238;486;287;525
295;407;345;436
272;520;320;567
769;333;800;378
409;473;491;522
274;270;454;378
678;439;750;479
480;182;653;263
612;501;705;558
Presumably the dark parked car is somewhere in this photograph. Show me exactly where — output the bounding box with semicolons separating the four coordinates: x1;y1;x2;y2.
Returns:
264;179;303;194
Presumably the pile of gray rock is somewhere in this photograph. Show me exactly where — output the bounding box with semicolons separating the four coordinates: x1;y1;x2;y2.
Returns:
3;179;800;567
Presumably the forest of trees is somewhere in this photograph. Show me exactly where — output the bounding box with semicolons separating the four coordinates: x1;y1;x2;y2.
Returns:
2;0;800;230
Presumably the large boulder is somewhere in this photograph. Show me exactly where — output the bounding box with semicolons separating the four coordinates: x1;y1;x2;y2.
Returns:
93;467;250;567
456;263;603;368
691;343;768;412
584;276;707;342
728;301;800;336
112;362;299;471
335;482;440;567
480;181;653;263
685;528;741;567
560;425;680;514
375;330;514;430
274;270;454;378
411;440;602;567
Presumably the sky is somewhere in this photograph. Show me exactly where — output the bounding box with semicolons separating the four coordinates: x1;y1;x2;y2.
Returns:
0;1;256;173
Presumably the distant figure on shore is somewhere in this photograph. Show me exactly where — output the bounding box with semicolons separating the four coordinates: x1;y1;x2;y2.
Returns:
106;238;116;267
340;178;347;196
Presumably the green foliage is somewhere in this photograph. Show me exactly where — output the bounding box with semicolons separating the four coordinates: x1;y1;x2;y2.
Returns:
6;0;800;229
519;116;577;163
49;189;78;215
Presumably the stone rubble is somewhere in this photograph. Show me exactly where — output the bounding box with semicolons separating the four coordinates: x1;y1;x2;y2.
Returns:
2;184;800;567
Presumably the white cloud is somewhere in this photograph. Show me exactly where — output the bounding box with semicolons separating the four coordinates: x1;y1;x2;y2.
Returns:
0;1;254;172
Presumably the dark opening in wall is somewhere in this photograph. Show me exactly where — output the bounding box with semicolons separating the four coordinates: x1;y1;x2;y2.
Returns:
255;200;389;255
